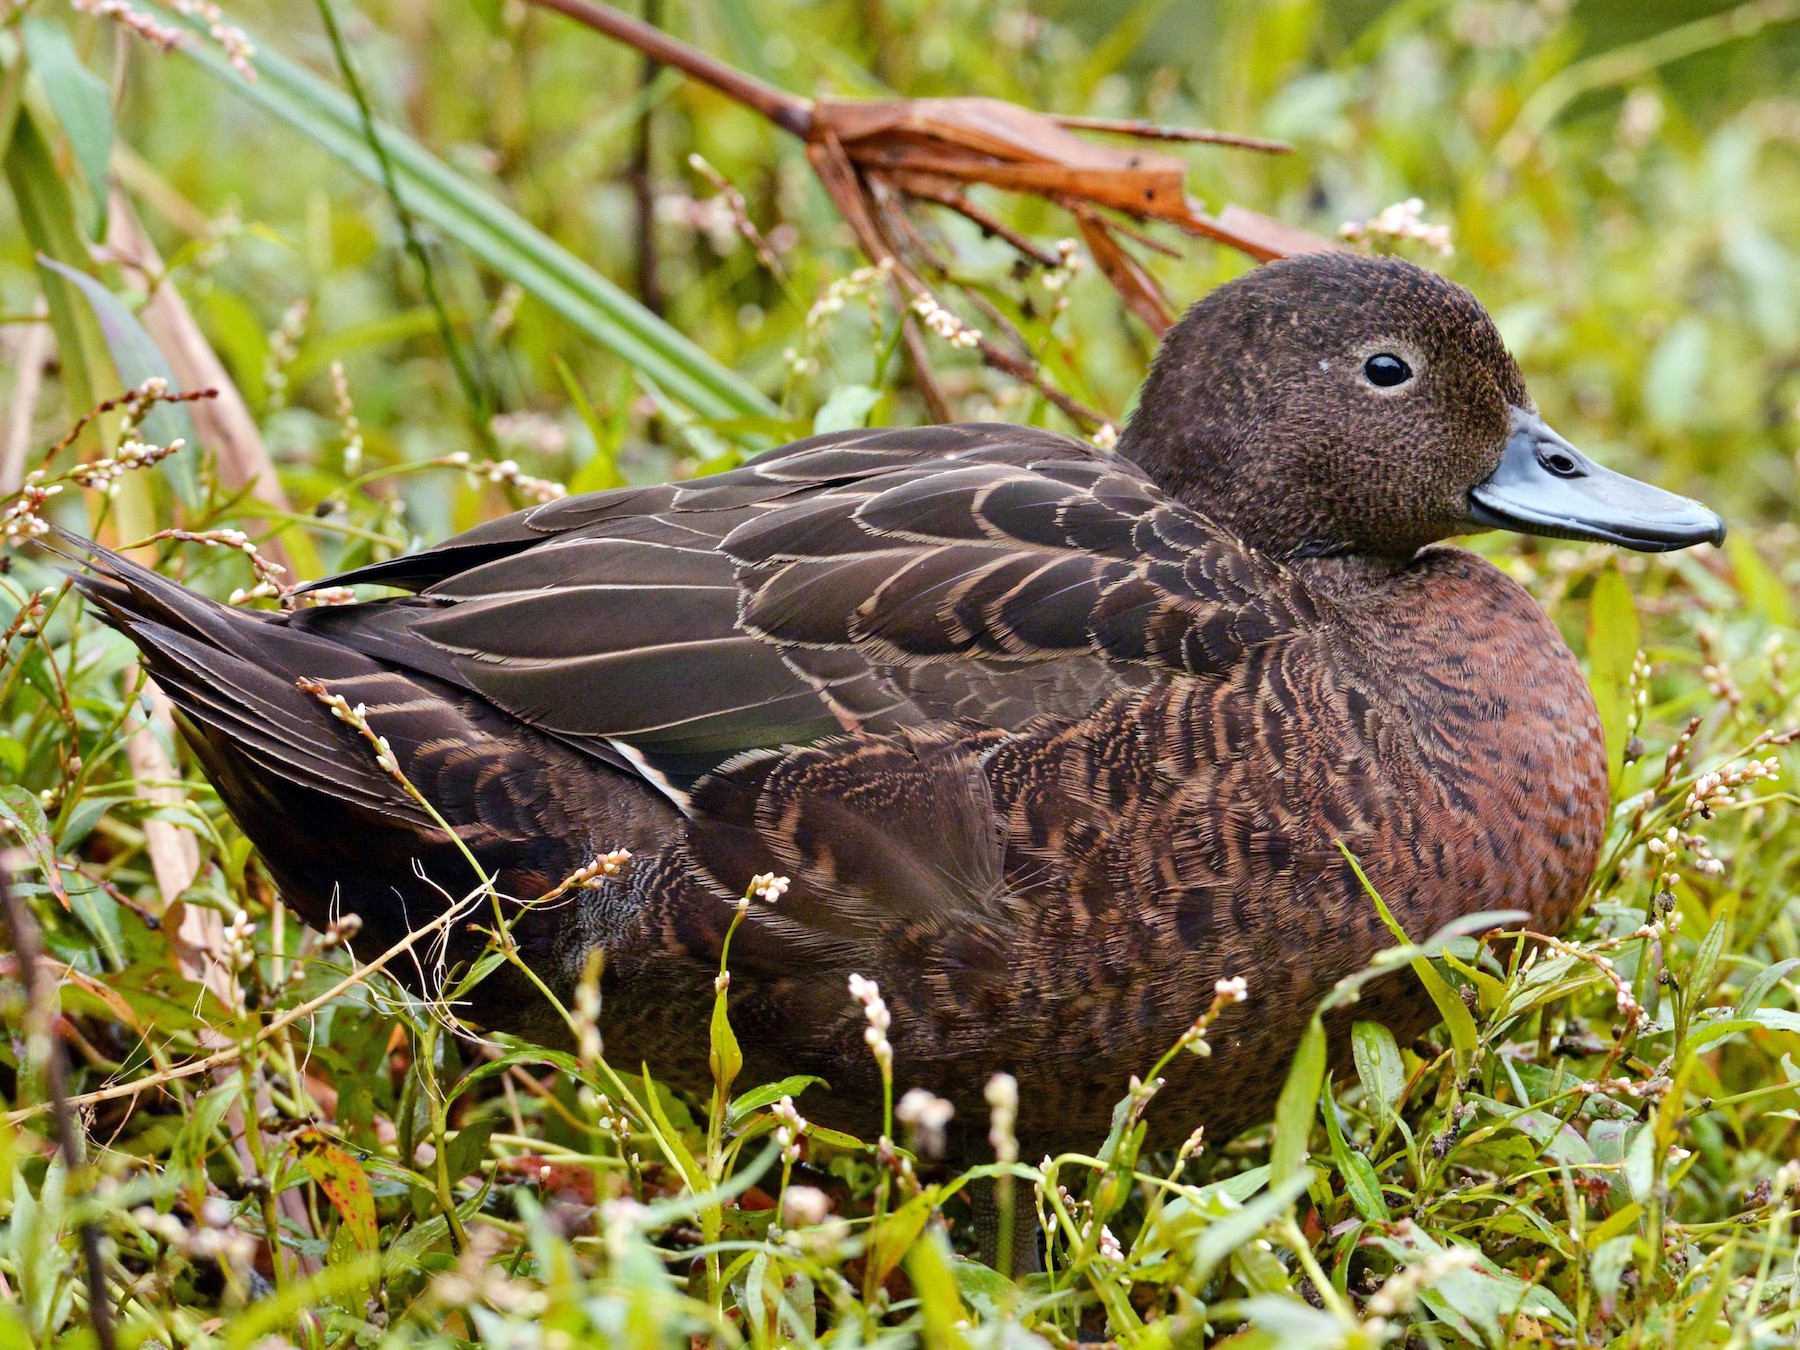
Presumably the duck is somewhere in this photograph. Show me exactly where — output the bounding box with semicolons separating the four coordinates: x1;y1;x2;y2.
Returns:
74;252;1722;1162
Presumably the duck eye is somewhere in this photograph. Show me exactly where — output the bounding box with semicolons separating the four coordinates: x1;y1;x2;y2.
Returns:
1363;353;1412;388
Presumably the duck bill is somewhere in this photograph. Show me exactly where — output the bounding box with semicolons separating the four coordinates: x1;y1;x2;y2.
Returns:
1468;410;1724;553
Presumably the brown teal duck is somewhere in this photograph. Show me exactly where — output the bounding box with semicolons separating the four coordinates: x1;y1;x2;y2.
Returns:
74;253;1722;1160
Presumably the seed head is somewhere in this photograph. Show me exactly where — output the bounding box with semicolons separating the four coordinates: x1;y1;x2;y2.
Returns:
985;1072;1018;1165
748;872;790;903
895;1088;956;1158
779;1185;832;1228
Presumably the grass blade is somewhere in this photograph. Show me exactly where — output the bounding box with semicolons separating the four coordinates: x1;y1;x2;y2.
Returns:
157;6;777;426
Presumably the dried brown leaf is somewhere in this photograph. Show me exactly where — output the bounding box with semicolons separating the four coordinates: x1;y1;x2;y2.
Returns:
1074;213;1174;334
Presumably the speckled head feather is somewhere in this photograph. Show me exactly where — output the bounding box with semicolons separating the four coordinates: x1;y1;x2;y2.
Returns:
1116;253;1531;559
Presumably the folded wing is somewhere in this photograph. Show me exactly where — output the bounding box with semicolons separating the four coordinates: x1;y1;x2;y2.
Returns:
298;424;1313;797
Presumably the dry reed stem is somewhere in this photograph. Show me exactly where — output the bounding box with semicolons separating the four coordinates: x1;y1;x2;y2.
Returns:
106;192;301;576
0;301;52;494
1;891;479;1127
120;665;202;911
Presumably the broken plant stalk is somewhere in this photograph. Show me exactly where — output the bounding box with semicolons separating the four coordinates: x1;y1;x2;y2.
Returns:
526;0;1335;428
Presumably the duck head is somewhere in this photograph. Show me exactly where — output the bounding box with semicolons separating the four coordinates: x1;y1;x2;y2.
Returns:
1116;252;1724;561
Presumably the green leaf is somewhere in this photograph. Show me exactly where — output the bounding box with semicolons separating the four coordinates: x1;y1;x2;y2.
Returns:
1675;1248;1735;1350
812;383;882;434
0;782;51;841
1342;844;1480;1065
1684;1006;1800;1052
553;355;625;491
1466;1094;1597;1167
709;979;743;1093
1738;957;1799;1017
160;10;777;427
867;1191;935;1290
1723;532;1794;627
1230;1239;1293;1297
1352;1020;1406;1124
727;1075;829;1125
1270;1015;1326;1181
802;1124;870;1151
1585;564;1640;787
950;1250;1017;1312
1497;951;1606;1023
1682;910;1729;1037
383;1211;453;1275
20;19;112;223
1624;1123;1657;1205
1586;1201;1643;1247
1588;1234;1637;1303
639;1066;707;1192
1227;1297;1346;1348
4;105;108;415
902;1225;968;1339
171;1083;239;1181
1320;1079;1389;1222
1365;1227;1573;1346
442;1118;500;1182
38;256;201;505
1189;1171;1312;1284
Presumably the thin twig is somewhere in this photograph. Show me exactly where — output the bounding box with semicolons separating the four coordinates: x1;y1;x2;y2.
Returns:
527;0;814;135
809;131;1106;428
1;893;477;1127
871;185;1036;360
888;175;1061;266
629;0;664;315
1048;114;1292;154
898;311;952;424
0;869;118;1350
42;385;217;467
1054;198;1183;258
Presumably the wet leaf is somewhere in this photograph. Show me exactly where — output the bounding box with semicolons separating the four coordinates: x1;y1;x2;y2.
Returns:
1586;563;1640;787
293;1128;379;1251
1352;1020;1406;1124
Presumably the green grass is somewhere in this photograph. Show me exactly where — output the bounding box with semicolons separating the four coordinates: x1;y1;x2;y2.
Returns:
3;1;1800;1346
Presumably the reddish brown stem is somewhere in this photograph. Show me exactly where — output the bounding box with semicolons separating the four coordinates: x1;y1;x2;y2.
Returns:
814;135;1105;429
894;176;1062;267
526;0;814;137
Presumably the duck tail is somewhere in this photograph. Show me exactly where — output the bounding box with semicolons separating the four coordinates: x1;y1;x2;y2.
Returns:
58;535;475;937
61;535;416;813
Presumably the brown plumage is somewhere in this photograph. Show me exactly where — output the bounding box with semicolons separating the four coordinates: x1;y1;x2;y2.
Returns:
73;253;1722;1158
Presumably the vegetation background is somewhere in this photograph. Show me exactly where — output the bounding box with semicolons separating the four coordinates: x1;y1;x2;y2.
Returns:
3;0;1800;1345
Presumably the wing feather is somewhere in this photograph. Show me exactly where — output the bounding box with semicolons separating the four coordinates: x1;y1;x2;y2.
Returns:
300;423;1311;791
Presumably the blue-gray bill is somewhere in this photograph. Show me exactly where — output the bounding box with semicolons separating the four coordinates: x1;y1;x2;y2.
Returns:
1468;409;1724;553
